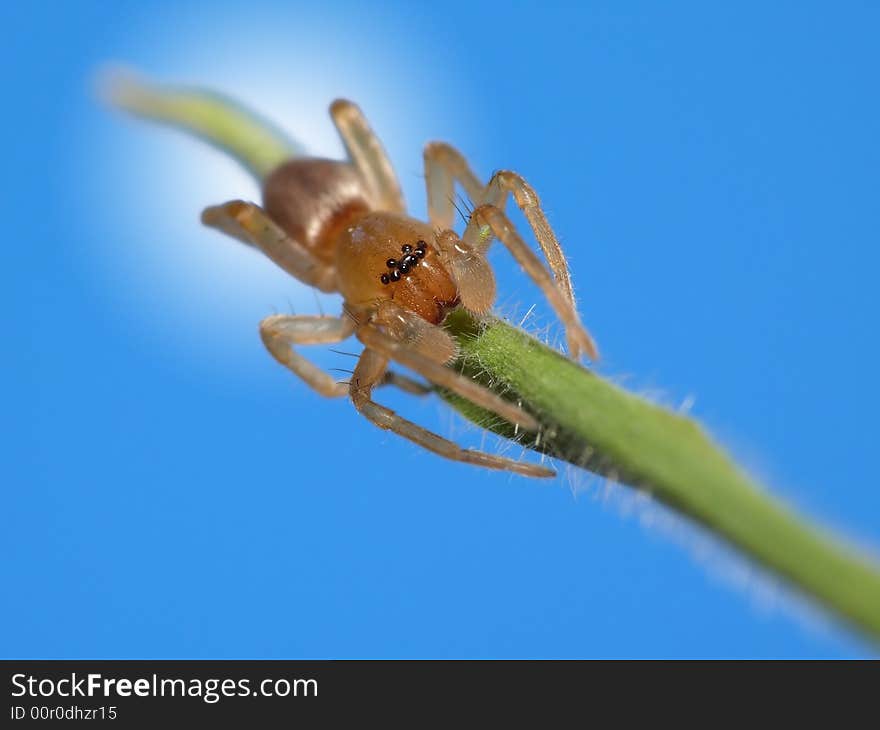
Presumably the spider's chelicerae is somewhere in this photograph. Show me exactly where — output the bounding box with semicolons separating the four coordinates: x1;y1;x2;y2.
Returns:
198;100;597;478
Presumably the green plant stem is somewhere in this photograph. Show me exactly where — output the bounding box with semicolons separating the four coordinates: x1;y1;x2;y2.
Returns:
108;77;880;642
441;309;880;641
106;72;301;178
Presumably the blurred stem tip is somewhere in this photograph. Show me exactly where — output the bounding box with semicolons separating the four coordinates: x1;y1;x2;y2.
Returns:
105;72;880;644
99;67;302;178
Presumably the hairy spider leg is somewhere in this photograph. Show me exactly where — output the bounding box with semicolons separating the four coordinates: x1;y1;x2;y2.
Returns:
260;314;357;397
357;321;539;432
201;201;337;292
261;314;432;398
422;143;597;359
350;346;554;478
372;299;460;365
465;205;598;360
423;143;575;312
330;99;405;214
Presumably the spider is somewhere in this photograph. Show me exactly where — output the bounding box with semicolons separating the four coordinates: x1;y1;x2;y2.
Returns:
164;98;598;478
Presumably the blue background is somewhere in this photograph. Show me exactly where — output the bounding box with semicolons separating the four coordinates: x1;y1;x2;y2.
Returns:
4;1;879;658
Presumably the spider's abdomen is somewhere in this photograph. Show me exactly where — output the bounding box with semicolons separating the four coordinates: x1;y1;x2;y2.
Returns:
262;158;373;265
335;212;459;324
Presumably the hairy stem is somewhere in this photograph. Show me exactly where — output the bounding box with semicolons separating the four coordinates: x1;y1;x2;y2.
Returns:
441;309;880;641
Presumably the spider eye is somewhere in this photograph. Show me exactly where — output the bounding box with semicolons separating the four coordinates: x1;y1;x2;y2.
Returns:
389;269;402;282
386;258;397;268
380;273;390;285
401;244;413;254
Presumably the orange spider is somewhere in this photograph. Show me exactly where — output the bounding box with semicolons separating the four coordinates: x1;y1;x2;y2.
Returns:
113;84;598;478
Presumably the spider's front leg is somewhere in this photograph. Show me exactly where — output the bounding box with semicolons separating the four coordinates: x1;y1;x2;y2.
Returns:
260;314;356;398
464;205;598;360
349;338;554;479
356;308;539;433
201;201;337;292
260;313;432;399
423;143;597;360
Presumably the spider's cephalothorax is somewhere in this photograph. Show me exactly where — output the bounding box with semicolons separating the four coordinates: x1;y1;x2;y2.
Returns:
199;99;598;478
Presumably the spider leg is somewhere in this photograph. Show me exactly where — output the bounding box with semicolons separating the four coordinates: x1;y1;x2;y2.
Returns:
464;205;598;361
372;299;460;365
263;312;432;398
423;142;484;230
423;143;596;359
350;347;554;478
330;99;405;214
482;170;576;315
424;144;572;307
379;371;432;396
434;229;497;314
202;201;337;292
357;319;539;432
260;314;357;397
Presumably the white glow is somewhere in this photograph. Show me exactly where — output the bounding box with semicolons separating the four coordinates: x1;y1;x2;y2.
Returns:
68;2;479;381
